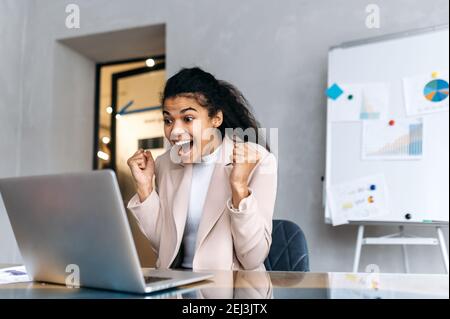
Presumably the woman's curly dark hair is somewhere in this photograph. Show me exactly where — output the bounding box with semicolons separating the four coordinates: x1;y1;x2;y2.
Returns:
161;67;268;149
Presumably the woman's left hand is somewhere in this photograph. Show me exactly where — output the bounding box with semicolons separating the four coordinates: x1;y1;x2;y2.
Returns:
229;138;261;207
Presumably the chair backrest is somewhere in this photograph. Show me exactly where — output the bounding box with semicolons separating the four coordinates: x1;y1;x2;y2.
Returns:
264;219;309;272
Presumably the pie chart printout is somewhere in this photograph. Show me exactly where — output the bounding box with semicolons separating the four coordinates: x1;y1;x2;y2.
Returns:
423;79;449;102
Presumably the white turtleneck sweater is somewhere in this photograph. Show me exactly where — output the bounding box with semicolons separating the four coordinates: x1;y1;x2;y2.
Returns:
181;144;222;269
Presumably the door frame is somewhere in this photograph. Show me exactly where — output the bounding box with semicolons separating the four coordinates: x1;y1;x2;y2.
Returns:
92;55;165;169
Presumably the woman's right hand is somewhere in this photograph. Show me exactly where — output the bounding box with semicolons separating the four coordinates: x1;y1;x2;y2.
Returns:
127;149;155;202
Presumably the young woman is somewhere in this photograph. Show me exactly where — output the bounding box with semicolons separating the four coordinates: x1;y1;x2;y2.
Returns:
127;67;277;270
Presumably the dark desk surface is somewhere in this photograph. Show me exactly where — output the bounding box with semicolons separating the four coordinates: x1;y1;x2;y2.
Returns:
0;265;448;299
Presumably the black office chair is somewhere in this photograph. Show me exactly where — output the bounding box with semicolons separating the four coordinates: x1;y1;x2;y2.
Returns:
264;219;310;272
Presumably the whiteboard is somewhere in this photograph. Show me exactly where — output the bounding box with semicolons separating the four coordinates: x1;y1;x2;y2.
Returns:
325;25;449;225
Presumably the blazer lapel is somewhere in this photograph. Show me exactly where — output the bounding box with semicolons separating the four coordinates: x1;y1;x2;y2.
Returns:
167;163;192;266
195;163;230;252
195;136;234;252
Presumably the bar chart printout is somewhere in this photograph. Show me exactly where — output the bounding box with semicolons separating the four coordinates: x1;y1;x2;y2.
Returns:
362;118;423;160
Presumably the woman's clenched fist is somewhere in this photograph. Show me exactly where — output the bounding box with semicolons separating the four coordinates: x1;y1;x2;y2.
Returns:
127;149;155;202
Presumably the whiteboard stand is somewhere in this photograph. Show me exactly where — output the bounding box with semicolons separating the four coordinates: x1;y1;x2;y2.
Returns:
352;224;449;274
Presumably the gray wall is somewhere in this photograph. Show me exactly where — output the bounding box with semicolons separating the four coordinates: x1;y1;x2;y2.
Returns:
0;0;30;263
0;0;448;273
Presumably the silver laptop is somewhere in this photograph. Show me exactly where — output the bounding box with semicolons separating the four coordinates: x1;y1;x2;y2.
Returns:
0;170;212;294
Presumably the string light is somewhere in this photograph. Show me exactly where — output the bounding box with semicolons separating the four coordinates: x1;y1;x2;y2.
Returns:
97;151;109;161
145;58;155;67
102;136;110;144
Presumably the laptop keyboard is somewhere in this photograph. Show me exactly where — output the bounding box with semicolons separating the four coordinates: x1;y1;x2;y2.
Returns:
144;276;171;284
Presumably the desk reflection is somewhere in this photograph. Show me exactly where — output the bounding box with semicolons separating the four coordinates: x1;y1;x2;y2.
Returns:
0;269;447;299
181;270;274;299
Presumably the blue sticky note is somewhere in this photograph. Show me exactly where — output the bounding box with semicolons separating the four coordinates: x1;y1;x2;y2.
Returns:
326;83;344;100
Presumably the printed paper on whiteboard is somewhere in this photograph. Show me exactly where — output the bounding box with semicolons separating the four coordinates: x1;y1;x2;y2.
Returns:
328;174;390;226
328;84;363;122
362;118;423;161
360;83;389;121
403;70;449;116
329;83;389;122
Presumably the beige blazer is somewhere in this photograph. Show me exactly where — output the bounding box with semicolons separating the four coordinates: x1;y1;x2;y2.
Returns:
127;135;277;271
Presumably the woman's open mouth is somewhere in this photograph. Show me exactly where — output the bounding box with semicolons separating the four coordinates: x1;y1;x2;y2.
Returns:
174;140;194;157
